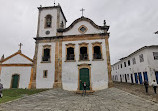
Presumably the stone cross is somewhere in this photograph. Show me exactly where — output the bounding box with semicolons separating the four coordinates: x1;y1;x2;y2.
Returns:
19;43;23;51
80;8;85;17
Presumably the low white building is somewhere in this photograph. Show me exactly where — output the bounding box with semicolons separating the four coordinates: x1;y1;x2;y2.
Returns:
0;50;33;89
111;45;158;85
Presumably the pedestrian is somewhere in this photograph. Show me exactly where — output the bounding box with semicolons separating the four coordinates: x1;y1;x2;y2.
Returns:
80;80;87;96
0;79;3;98
151;80;157;94
144;80;149;93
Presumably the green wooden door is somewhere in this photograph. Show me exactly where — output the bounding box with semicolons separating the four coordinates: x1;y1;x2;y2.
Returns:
80;68;90;90
11;75;19;88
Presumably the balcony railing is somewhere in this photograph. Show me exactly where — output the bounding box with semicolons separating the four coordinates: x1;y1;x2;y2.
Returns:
80;54;88;60
42;56;50;62
93;53;102;59
66;54;75;60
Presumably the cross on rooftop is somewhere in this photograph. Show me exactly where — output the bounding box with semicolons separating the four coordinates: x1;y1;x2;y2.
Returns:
54;0;56;6
19;43;23;51
80;8;85;17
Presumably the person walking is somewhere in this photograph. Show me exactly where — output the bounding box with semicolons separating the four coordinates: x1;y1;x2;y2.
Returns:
0;79;3;98
80;80;87;96
144;80;149;93
151;80;157;94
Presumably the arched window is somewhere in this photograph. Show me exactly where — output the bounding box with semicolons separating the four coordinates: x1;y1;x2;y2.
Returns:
43;48;50;61
45;15;52;28
80;47;88;60
79;42;89;61
93;46;102;59
65;43;75;61
67;47;75;60
42;45;51;62
92;42;102;60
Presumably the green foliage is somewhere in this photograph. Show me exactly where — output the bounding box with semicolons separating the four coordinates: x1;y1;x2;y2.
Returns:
0;89;48;104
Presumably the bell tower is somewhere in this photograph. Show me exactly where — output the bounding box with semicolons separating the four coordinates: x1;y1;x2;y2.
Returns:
36;4;67;37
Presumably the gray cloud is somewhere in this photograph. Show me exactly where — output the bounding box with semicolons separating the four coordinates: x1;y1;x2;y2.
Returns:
0;0;158;64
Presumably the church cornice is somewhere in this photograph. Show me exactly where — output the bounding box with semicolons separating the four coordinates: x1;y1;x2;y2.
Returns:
57;16;109;33
34;33;109;41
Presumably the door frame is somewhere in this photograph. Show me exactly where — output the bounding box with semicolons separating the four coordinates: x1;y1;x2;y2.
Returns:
10;74;20;88
77;64;92;91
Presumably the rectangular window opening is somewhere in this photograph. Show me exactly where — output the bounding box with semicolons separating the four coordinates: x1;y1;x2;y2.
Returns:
43;70;48;78
139;54;144;62
153;52;158;60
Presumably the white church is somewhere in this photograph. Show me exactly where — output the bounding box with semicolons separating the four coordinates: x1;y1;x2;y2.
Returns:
0;4;112;92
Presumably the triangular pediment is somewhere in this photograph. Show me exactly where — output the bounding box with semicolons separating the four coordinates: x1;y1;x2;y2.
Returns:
1;51;33;64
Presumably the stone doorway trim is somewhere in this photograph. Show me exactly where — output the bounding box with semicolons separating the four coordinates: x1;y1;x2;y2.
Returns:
77;63;92;91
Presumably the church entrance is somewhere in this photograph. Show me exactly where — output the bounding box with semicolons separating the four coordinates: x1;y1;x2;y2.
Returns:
79;68;90;90
11;74;20;88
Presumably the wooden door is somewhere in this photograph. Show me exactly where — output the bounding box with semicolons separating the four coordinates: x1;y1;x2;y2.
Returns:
138;72;143;84
134;73;138;84
143;72;148;82
11;74;19;88
79;68;90;90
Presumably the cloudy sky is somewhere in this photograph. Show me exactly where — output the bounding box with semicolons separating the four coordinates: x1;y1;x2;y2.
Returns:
0;0;158;64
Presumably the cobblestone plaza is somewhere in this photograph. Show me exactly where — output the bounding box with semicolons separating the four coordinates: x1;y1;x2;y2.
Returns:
0;88;158;111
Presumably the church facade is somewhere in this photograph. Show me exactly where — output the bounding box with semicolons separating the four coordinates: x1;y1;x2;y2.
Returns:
31;4;112;91
0;4;112;91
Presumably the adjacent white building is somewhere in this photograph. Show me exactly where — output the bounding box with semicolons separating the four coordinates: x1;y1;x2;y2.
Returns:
112;45;158;85
0;50;33;89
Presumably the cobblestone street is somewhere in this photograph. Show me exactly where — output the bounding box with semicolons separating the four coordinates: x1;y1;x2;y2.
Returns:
0;87;158;111
114;82;158;103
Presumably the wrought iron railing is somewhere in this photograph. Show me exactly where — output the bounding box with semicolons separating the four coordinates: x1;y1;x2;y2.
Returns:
42;56;50;61
66;54;75;60
80;54;88;60
93;53;102;59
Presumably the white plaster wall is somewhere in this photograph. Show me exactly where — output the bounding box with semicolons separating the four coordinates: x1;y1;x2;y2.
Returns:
146;48;158;82
36;42;55;88
3;54;32;64
63;21;104;36
62;39;108;91
0;67;32;89
59;12;66;28
39;9;57;37
111;47;158;85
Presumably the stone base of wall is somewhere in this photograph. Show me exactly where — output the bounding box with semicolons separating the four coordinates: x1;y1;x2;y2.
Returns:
108;81;114;88
31;80;36;89
53;82;62;88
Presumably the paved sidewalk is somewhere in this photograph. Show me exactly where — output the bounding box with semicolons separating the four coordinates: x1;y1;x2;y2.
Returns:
0;88;158;111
